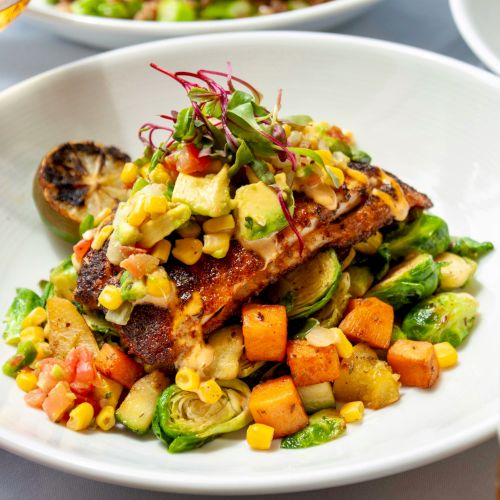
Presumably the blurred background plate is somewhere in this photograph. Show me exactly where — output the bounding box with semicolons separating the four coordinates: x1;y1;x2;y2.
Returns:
24;0;381;49
0;32;498;494
450;0;500;74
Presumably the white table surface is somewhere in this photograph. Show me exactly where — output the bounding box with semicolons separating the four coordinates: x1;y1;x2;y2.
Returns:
0;0;498;498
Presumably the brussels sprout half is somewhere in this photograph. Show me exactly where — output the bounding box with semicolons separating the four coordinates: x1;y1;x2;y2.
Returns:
315;272;351;328
367;253;439;309
402;292;478;347
153;379;252;453
270;249;342;320
435;252;477;290
448;236;494;260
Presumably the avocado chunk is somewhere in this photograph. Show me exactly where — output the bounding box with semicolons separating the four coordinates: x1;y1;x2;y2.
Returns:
234;178;290;241
172;166;232;217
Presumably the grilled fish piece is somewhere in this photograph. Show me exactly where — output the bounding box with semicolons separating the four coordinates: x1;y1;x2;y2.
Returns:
75;163;431;368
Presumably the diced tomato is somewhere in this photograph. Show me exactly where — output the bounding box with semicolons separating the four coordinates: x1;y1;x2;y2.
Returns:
37;358;67;393
65;346;97;395
73;238;92;264
120;246;147;259
42;381;76;422
24;388;47;409
176;143;211;175
120;253;159;279
328;125;352;144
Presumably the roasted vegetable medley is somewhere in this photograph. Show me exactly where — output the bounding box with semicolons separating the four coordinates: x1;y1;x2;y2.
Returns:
52;0;332;22
2;67;494;453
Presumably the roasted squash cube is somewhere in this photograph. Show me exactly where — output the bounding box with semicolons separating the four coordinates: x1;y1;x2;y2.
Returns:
339;297;393;349
387;339;439;388
242;304;287;362
287;340;340;387
248;375;308;438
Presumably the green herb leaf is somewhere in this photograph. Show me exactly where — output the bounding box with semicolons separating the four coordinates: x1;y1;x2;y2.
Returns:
79;214;95;237
284;115;313;126
289;147;342;188
228;140;254;177
173;107;196;142
149;147;165;172
250;160;275;185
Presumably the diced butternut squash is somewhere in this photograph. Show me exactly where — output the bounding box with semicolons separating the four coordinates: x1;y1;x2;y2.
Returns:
339;297;393;349
286;340;340;386
47;297;99;359
387;339;439;388
248;375;308;438
95;343;143;389
242;304;287;362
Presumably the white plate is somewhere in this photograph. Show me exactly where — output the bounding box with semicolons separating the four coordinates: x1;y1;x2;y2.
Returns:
450;0;500;74
0;32;499;494
25;0;381;49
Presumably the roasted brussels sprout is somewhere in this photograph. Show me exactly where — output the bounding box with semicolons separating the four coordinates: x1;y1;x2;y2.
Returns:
348;266;374;298
391;325;407;342
448;236;494;260
367;253;439;309
281;409;345;449
237;353;265;379
333;343;400;409
291;317;319;340
153;379;252;453
402;292;478;347
3;288;43;345
270;249;341;319
315;272;351;328
435;252;477;290
377;214;450;277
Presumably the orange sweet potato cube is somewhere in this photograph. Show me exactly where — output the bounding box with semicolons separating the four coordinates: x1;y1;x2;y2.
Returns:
286;340;340;386
387;339;439;388
249;376;309;438
339;297;393;349
242;304;287;362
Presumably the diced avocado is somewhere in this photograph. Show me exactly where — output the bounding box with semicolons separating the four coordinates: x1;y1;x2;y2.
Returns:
139;204;191;249
234;181;289;241
116;221;140;246
297;382;335;414
172;166;232;218
50;257;77;301
116;370;169;434
120;272;147;302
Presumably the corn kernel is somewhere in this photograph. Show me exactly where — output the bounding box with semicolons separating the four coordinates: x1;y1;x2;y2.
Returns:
36;342;52;361
98;285;123;311
341;247;356;271
246;423;274;450
67;402;94;431
203;215;235;235
91;225;114;251
282;124;292;137
340;401;364;423
332;328;353;359
198;379;223;404
94;207;112;226
172;238;203;265
127;198;147;227
151;240;172;263
146;271;171;298
20;326;45;344
140;165;149;179
149;164;170;184
21;307;47;329
316;149;335;165
96;405;116;431
177;220;202;239
144;195;168;216
120;162;139;184
175;367;200;392
434;342;458;369
16;371;38;392
202;233;231;259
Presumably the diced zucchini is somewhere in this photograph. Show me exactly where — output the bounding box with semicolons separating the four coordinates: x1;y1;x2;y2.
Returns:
297;382;335;414
116;370;169;434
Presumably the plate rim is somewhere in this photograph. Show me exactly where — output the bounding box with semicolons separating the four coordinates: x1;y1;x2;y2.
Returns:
24;0;380;35
0;31;498;494
449;0;500;75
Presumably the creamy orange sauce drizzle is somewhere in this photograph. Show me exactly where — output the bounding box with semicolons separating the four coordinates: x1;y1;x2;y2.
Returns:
372;169;410;221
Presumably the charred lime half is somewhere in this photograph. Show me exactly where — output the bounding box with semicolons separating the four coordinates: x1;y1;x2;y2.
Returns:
34;141;131;243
